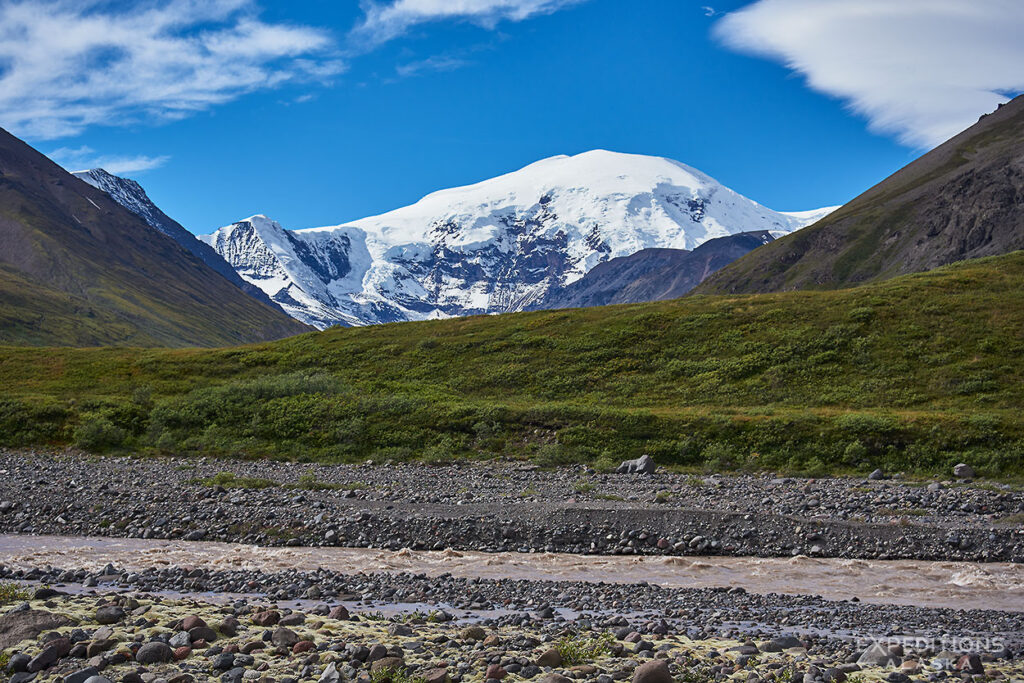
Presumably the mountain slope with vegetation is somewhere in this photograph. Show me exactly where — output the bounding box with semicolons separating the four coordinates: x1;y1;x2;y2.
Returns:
0;127;311;347
2;251;1022;478
537;231;775;309
697;95;1024;294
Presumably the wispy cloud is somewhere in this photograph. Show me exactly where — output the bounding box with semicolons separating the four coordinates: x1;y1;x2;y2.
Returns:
714;0;1024;148
0;0;344;140
396;55;470;79
48;145;170;175
351;0;587;48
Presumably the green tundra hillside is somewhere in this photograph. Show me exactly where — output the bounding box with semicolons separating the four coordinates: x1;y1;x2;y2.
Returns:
0;127;310;347
2;250;1022;479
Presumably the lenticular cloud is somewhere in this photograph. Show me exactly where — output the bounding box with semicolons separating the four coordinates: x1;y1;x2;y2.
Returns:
714;0;1024;148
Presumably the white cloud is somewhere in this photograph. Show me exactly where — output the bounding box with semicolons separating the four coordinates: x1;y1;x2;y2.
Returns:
714;0;1024;148
396;55;470;79
351;0;586;47
0;0;343;140
47;145;170;175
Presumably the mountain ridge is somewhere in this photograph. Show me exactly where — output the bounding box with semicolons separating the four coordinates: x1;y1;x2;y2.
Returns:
0;127;311;347
72;168;287;310
696;95;1024;294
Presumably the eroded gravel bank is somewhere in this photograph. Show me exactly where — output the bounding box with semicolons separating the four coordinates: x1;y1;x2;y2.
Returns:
1;451;1022;562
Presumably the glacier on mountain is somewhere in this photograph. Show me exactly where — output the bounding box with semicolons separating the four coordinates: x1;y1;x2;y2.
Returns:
198;150;837;328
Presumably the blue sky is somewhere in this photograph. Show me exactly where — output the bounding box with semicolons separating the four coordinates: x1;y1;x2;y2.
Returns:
2;0;1021;234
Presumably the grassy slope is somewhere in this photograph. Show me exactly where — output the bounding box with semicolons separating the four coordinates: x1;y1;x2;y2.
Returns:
2;252;1023;477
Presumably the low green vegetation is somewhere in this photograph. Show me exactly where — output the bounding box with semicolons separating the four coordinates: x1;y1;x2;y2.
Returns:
1;253;1023;478
995;513;1024;526
555;632;615;665
370;668;425;683
0;582;31;605
193;471;278;489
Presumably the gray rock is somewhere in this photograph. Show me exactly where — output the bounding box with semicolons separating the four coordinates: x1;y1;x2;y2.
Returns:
94;606;125;625
213;653;236;669
953;463;975;479
823;668;846;683
868;469;884;481
271;627;300;648
7;653;31;673
857;643;900;667
169;631;191;648
221;668;245;683
616;455;656;474
28;640;70;673
135;642;173;665
83;678;113;683
319;663;341;683
278;613;305;627
762;636;804;652
327;606;349;621
63;667;100;683
188;626;217;643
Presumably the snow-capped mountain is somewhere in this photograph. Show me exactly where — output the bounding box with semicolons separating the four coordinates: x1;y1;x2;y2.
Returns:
72;168;279;308
201;150;837;328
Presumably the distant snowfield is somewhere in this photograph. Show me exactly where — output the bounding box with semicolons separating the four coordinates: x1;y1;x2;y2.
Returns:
200;150;837;328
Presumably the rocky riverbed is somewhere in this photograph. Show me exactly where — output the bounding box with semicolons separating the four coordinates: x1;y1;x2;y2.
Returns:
1;580;1021;683
1;451;1022;562
1;450;1023;683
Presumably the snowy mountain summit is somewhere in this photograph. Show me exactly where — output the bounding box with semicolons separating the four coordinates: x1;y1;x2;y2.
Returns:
201;150;835;328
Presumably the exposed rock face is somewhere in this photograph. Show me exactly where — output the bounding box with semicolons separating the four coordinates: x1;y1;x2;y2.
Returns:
698;95;1024;294
0;609;73;650
536;231;775;309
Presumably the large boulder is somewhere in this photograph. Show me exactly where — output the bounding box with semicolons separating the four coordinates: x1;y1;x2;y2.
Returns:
135;642;174;664
857;643;901;667
370;657;406;674
761;636;804;652
632;659;672;683
0;609;73;650
536;648;562;667
953;463;975;479
94;606;125;625
616;454;656;474
271;627;300;648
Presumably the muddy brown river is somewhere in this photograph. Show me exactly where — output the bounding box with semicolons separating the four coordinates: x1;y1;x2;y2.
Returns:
1;534;1021;612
